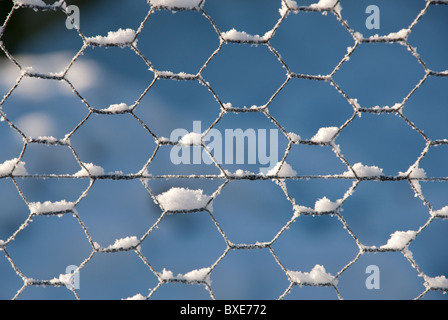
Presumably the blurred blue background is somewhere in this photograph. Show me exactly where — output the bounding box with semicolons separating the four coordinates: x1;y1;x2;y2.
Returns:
1;0;447;300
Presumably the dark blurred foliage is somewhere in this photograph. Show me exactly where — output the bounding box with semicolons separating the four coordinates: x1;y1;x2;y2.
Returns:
0;0;92;56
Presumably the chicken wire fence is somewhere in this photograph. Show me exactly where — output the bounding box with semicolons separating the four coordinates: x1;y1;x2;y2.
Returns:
0;0;448;300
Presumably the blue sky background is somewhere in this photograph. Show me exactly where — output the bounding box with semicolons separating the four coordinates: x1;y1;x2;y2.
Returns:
1;0;448;300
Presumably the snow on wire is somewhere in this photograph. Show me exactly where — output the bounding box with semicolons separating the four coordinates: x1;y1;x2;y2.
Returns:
0;0;448;300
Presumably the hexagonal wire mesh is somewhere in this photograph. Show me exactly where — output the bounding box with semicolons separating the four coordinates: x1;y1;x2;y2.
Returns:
0;0;448;300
